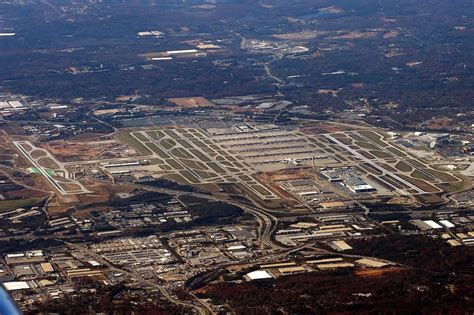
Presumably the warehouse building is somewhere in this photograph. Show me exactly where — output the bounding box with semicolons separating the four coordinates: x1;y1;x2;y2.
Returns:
344;175;376;193
245;270;273;281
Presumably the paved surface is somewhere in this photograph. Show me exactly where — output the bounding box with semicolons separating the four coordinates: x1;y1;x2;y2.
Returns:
324;134;427;194
13;141;90;195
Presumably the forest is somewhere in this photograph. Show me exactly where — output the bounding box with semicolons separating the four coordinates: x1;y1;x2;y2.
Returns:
200;234;474;314
1;0;472;127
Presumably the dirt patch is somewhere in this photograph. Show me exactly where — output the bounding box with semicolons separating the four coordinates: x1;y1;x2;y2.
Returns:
415;194;445;204
262;169;308;182
426;117;453;130
168;97;214;108
67;133;109;141
76;180;113;204
58;182;82;192
46;180;114;215
355;267;406;277
41;139;138;162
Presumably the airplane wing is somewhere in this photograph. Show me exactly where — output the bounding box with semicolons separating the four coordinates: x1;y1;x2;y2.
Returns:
0;284;21;315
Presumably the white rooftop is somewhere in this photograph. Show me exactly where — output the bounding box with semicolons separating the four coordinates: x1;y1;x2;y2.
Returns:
439;220;455;228
423;220;443;229
246;270;273;280
3;281;30;291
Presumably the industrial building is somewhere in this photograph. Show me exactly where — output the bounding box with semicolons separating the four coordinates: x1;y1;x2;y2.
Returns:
245;270;273;281
344;175;376;193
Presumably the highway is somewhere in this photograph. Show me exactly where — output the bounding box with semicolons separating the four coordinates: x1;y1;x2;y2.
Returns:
136;184;284;250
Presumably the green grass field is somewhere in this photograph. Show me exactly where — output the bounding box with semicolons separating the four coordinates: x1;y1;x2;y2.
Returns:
189;149;211;162
411;170;435;182
132;132;149;143
424;169;458;182
395;161;413;172
348;133;366;142
207;162;226;174
176;139;194;149
358;131;389;147
147;143;170;158
171;148;194;159
355;141;380;151
116;132;152;155
180;159;208;170
191;140;207;148
0;198;43;213
399;174;439;192
406;159;426;168
416;194;444;204
369;150;393;159
161;139;177;150
180;170;200;183
251;184;273;196
166;159;184;170
148;130;164;141
163;129;181;139
436;176;471;193
194;170;217;179
387;147;406;157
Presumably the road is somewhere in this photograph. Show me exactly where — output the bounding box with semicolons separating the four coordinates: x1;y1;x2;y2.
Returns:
237;31;285;97
0;166;53;196
264;56;285;97
186;238;402;291
67;242;213;315
324;134;426;194
306;170;370;215
136;184;283;250
13;141;90;195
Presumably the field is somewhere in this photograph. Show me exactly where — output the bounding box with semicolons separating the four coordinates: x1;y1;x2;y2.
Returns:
11;122;467;206
42;138;141;162
13;141;91;196
0;198;43;213
125;128;277;200
115;132;153;156
167;97;214;108
299;129;464;203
